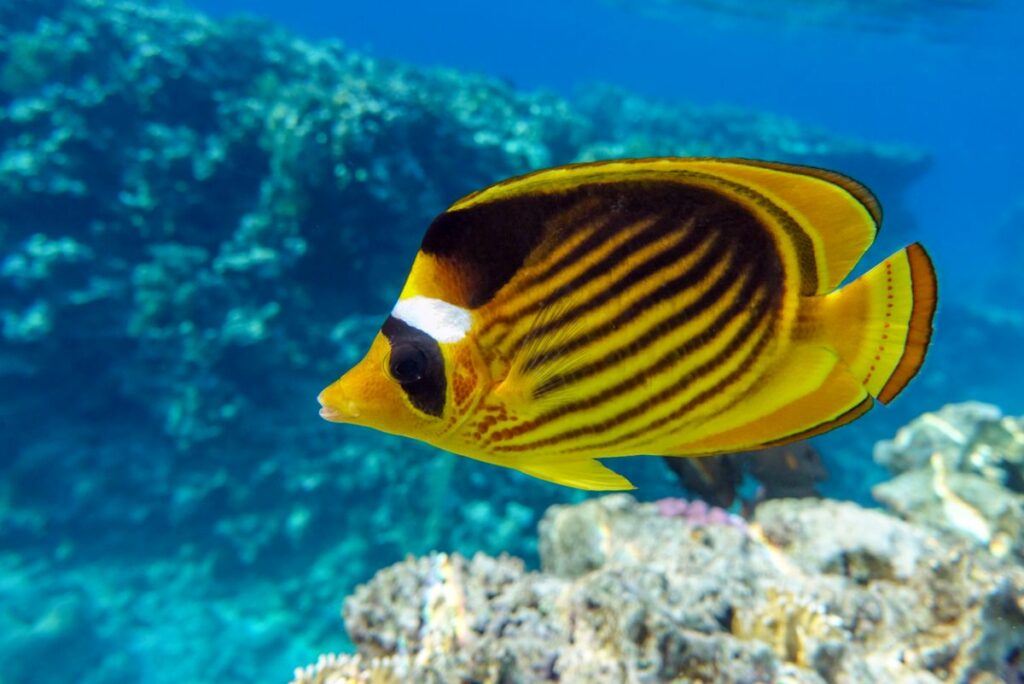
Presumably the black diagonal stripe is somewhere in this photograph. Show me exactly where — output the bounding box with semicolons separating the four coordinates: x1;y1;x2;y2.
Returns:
489;282;776;452
500;212;680;336
483;258;775;447
565;315;777;454
517;223;712;365
529;185;788;383
509;179;743;305
474;209;639;341
532;236;740;393
535;258;769;419
691;172;818;294
514;205;635;295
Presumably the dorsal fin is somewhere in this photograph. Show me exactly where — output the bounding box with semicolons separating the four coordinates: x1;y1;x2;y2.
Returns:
440;158;880;297
673;158;880;292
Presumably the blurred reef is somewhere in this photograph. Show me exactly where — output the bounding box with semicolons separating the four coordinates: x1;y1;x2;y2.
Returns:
297;403;1024;683
0;0;1015;682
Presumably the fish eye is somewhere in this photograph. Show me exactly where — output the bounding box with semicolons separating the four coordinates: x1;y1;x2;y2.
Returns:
389;344;428;384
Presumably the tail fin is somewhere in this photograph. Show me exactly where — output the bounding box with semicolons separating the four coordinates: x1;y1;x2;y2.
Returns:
818;243;937;404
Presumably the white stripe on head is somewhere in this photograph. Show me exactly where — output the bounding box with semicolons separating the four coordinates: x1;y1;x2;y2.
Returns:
391;296;472;343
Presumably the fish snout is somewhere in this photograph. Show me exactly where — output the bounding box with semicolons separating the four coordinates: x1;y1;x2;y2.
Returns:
317;384;361;423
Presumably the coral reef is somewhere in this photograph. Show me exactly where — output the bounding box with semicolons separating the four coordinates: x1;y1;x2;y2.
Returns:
0;1;975;682
874;402;1024;559
0;0;930;596
655;495;747;528
0;0;930;452
300;494;1023;683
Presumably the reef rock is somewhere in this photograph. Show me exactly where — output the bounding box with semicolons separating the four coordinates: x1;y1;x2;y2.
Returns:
873;402;1024;559
297;495;1024;683
873;402;1023;478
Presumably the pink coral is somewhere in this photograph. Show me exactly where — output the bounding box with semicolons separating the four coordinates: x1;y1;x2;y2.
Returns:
655;497;746;530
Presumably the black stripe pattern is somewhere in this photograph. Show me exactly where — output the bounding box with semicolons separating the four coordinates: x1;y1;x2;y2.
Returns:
462;180;788;452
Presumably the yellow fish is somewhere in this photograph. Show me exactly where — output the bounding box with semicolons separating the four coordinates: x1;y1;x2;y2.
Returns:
318;158;937;490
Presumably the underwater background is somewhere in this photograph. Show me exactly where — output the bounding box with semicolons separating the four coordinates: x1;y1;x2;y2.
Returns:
1;0;1023;682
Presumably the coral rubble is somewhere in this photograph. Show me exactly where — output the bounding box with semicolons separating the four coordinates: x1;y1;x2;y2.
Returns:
300;493;1023;683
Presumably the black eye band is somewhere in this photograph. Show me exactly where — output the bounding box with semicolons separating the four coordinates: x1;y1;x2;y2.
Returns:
381;316;446;417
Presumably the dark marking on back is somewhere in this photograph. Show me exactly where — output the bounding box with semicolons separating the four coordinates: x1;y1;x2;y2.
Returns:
421;196;553;308
422;178;794;310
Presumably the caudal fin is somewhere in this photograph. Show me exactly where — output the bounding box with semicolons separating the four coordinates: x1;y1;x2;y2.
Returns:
820;243;937;403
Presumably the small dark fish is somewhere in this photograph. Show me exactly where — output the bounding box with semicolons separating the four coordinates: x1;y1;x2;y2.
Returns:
748;442;828;500
663;441;828;512
662;453;743;509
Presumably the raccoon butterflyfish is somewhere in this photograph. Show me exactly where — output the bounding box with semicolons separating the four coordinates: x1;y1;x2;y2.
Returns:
318;158;937;491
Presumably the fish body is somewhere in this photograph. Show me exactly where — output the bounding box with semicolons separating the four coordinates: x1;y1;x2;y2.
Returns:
319;158;937;490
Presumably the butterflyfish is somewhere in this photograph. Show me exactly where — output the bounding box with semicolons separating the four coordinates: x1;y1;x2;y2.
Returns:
318;158;937;491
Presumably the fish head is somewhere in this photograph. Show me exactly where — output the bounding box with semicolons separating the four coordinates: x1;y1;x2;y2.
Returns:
318;330;436;440
318;298;490;445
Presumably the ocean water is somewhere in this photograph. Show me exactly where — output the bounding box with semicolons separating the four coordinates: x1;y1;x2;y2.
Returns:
1;0;1022;682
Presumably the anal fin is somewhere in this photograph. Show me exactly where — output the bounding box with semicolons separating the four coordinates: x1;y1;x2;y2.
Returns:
516;458;636;491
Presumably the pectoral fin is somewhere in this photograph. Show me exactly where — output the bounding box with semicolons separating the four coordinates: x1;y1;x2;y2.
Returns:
516;457;636;491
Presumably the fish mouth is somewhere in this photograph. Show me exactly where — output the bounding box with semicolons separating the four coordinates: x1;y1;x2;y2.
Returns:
318;405;345;422
317;389;360;423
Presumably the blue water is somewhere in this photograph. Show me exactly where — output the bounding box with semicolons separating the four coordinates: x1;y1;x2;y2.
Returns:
3;0;1023;681
195;0;1024;301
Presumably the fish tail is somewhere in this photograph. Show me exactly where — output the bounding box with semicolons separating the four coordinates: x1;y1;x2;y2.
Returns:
816;243;937;404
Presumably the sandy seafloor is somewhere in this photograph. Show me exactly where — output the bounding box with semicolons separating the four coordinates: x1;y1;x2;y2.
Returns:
1;0;1023;682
